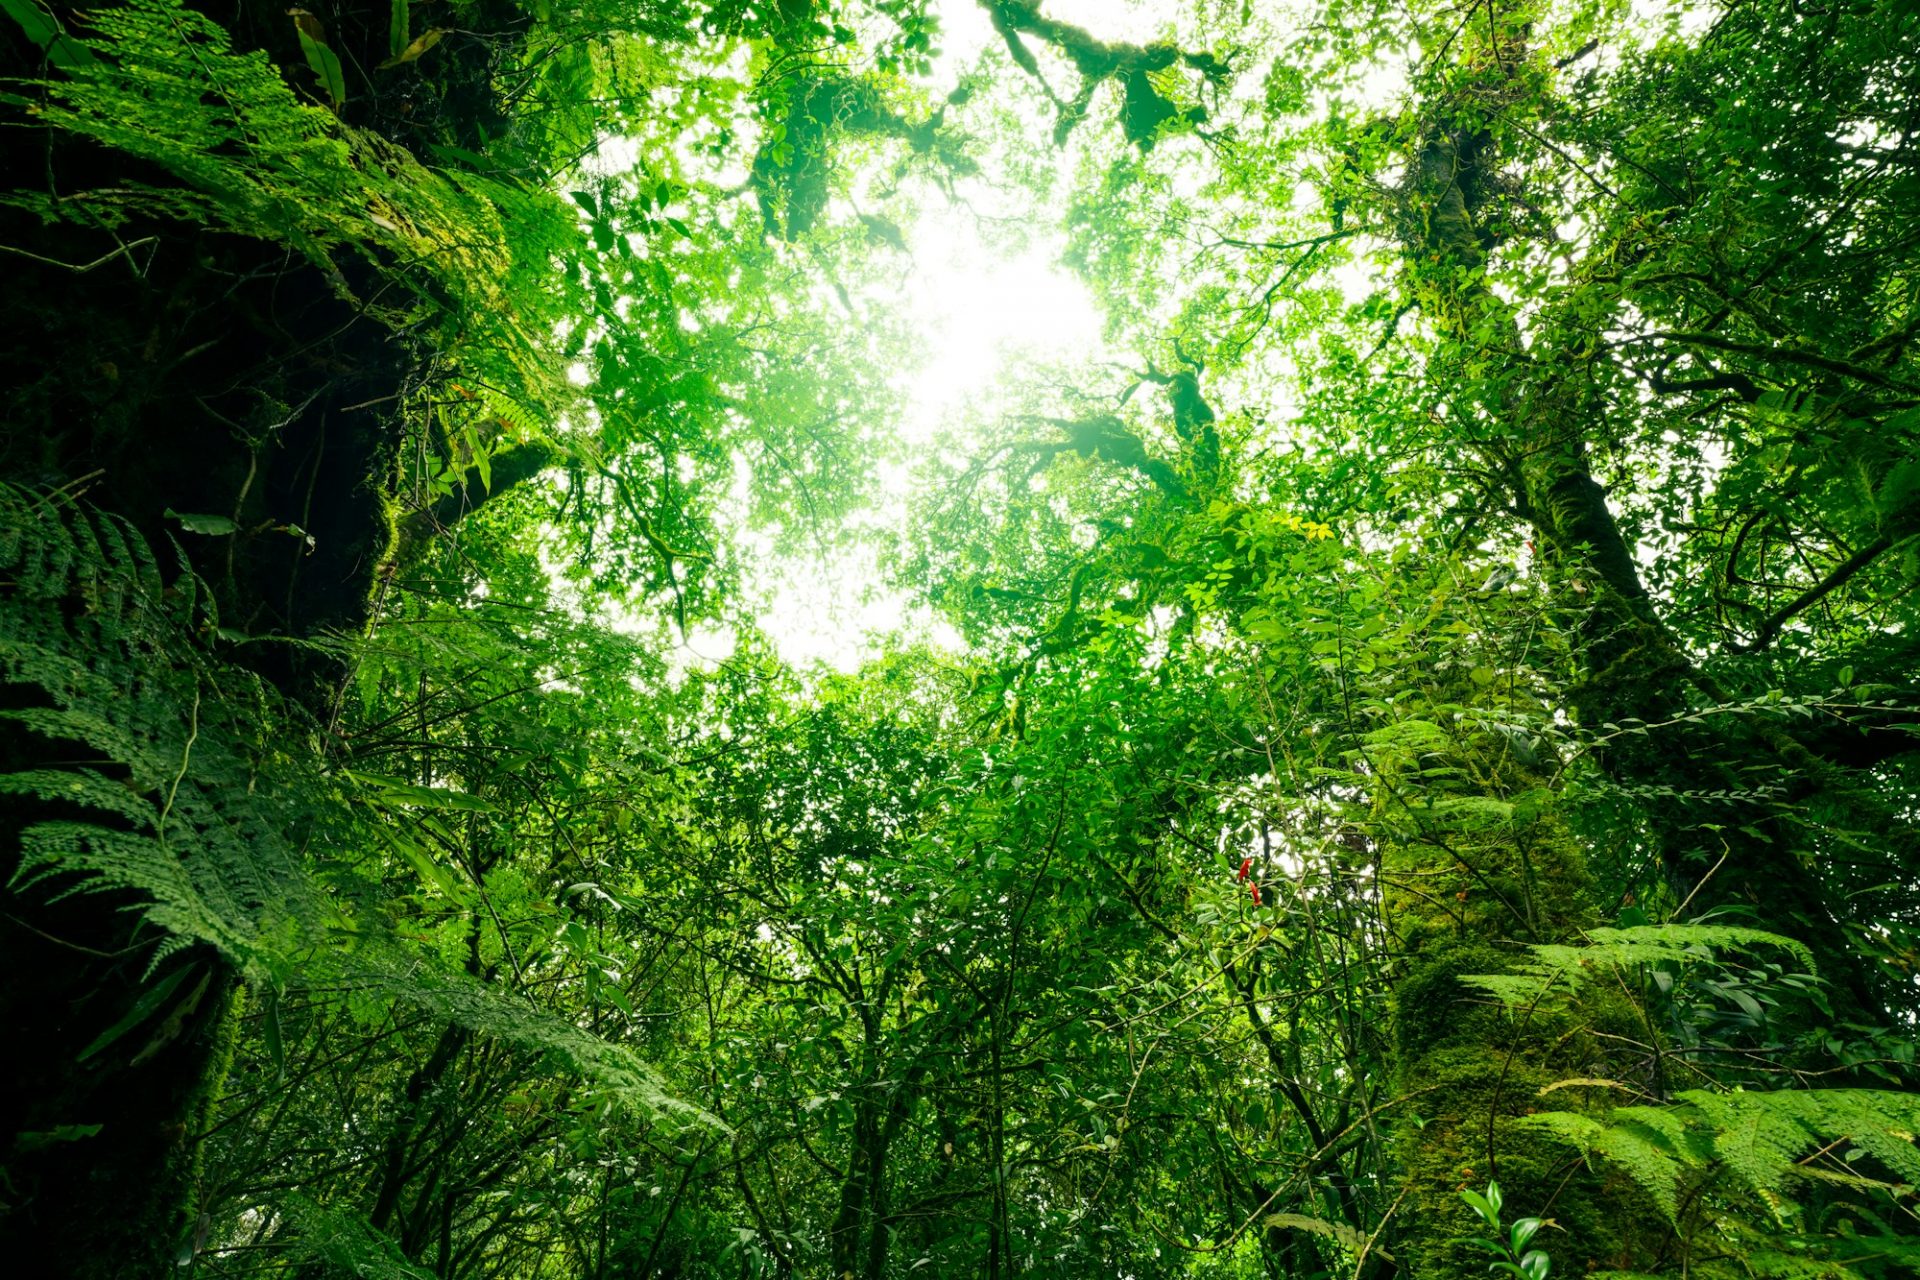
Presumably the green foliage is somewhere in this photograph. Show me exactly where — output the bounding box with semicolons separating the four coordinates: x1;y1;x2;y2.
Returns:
278;1194;436;1280
1528;1089;1920;1277
5;0;580;413
0;483;690;1116
0;0;93;68
4;0;1919;1276
1460;1181;1553;1280
1461;924;1816;1009
0;484;319;975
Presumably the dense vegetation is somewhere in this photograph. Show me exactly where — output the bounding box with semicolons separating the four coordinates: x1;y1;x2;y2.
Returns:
2;0;1916;1275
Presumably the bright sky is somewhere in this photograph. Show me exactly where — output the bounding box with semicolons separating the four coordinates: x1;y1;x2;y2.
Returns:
685;0;1710;676
732;214;1104;671
713;0;1122;674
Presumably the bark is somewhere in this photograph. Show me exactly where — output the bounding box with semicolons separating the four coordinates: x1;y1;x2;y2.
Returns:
1396;104;1886;1025
978;0;1225;148
367;1026;469;1234
827;1049;925;1280
1364;42;1673;1270
1366;687;1661;1276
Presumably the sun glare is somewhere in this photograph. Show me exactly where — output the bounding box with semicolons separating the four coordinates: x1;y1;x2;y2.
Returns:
895;209;1103;443
736;104;1105;671
743;209;1101;671
660;0;1176;675
694;0;1200;674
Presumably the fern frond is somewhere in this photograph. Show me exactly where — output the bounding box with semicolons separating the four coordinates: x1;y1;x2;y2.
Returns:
2;485;699;1125
1521;1111;1687;1221
1675;1087;1920;1197
9;0;583;415
303;943;718;1128
1525;1086;1920;1231
1264;1211;1386;1258
1462;923;1816;1006
0;486;318;977
275;1194;436;1280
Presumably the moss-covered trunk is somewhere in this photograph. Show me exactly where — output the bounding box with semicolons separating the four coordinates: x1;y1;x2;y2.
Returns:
0;6;414;1264
1366;697;1659;1274
1391;33;1888;1031
0;923;240;1275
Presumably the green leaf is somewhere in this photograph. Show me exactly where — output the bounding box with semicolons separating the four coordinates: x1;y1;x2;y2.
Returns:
429;143;499;172
0;0;96;69
347;770;498;813
77;964;195;1063
289;10;346;109
164;509;238;535
14;1123;104;1152
262;988;286;1081
387;0;408;59
367;818;468;899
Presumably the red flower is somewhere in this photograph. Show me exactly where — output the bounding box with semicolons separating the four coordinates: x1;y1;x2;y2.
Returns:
1249;883;1262;906
1237;856;1253;882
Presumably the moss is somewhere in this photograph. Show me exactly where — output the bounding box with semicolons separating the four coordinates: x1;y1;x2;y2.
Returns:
171;978;244;1257
1374;703;1666;1277
391;441;557;569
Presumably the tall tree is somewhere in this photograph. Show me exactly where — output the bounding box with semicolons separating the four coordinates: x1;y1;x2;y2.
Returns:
4;0;1917;1277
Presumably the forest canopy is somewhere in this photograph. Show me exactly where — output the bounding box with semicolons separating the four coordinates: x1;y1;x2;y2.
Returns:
1;0;1917;1277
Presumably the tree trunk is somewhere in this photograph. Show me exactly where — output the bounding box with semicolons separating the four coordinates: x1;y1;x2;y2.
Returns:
0;931;238;1277
1365;683;1660;1275
1392;84;1884;1024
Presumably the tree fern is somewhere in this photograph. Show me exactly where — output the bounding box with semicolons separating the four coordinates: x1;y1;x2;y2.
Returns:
1521;1111;1694;1222
0;484;695;1119
1676;1088;1920;1200
1461;924;1816;1007
4;0;582;419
